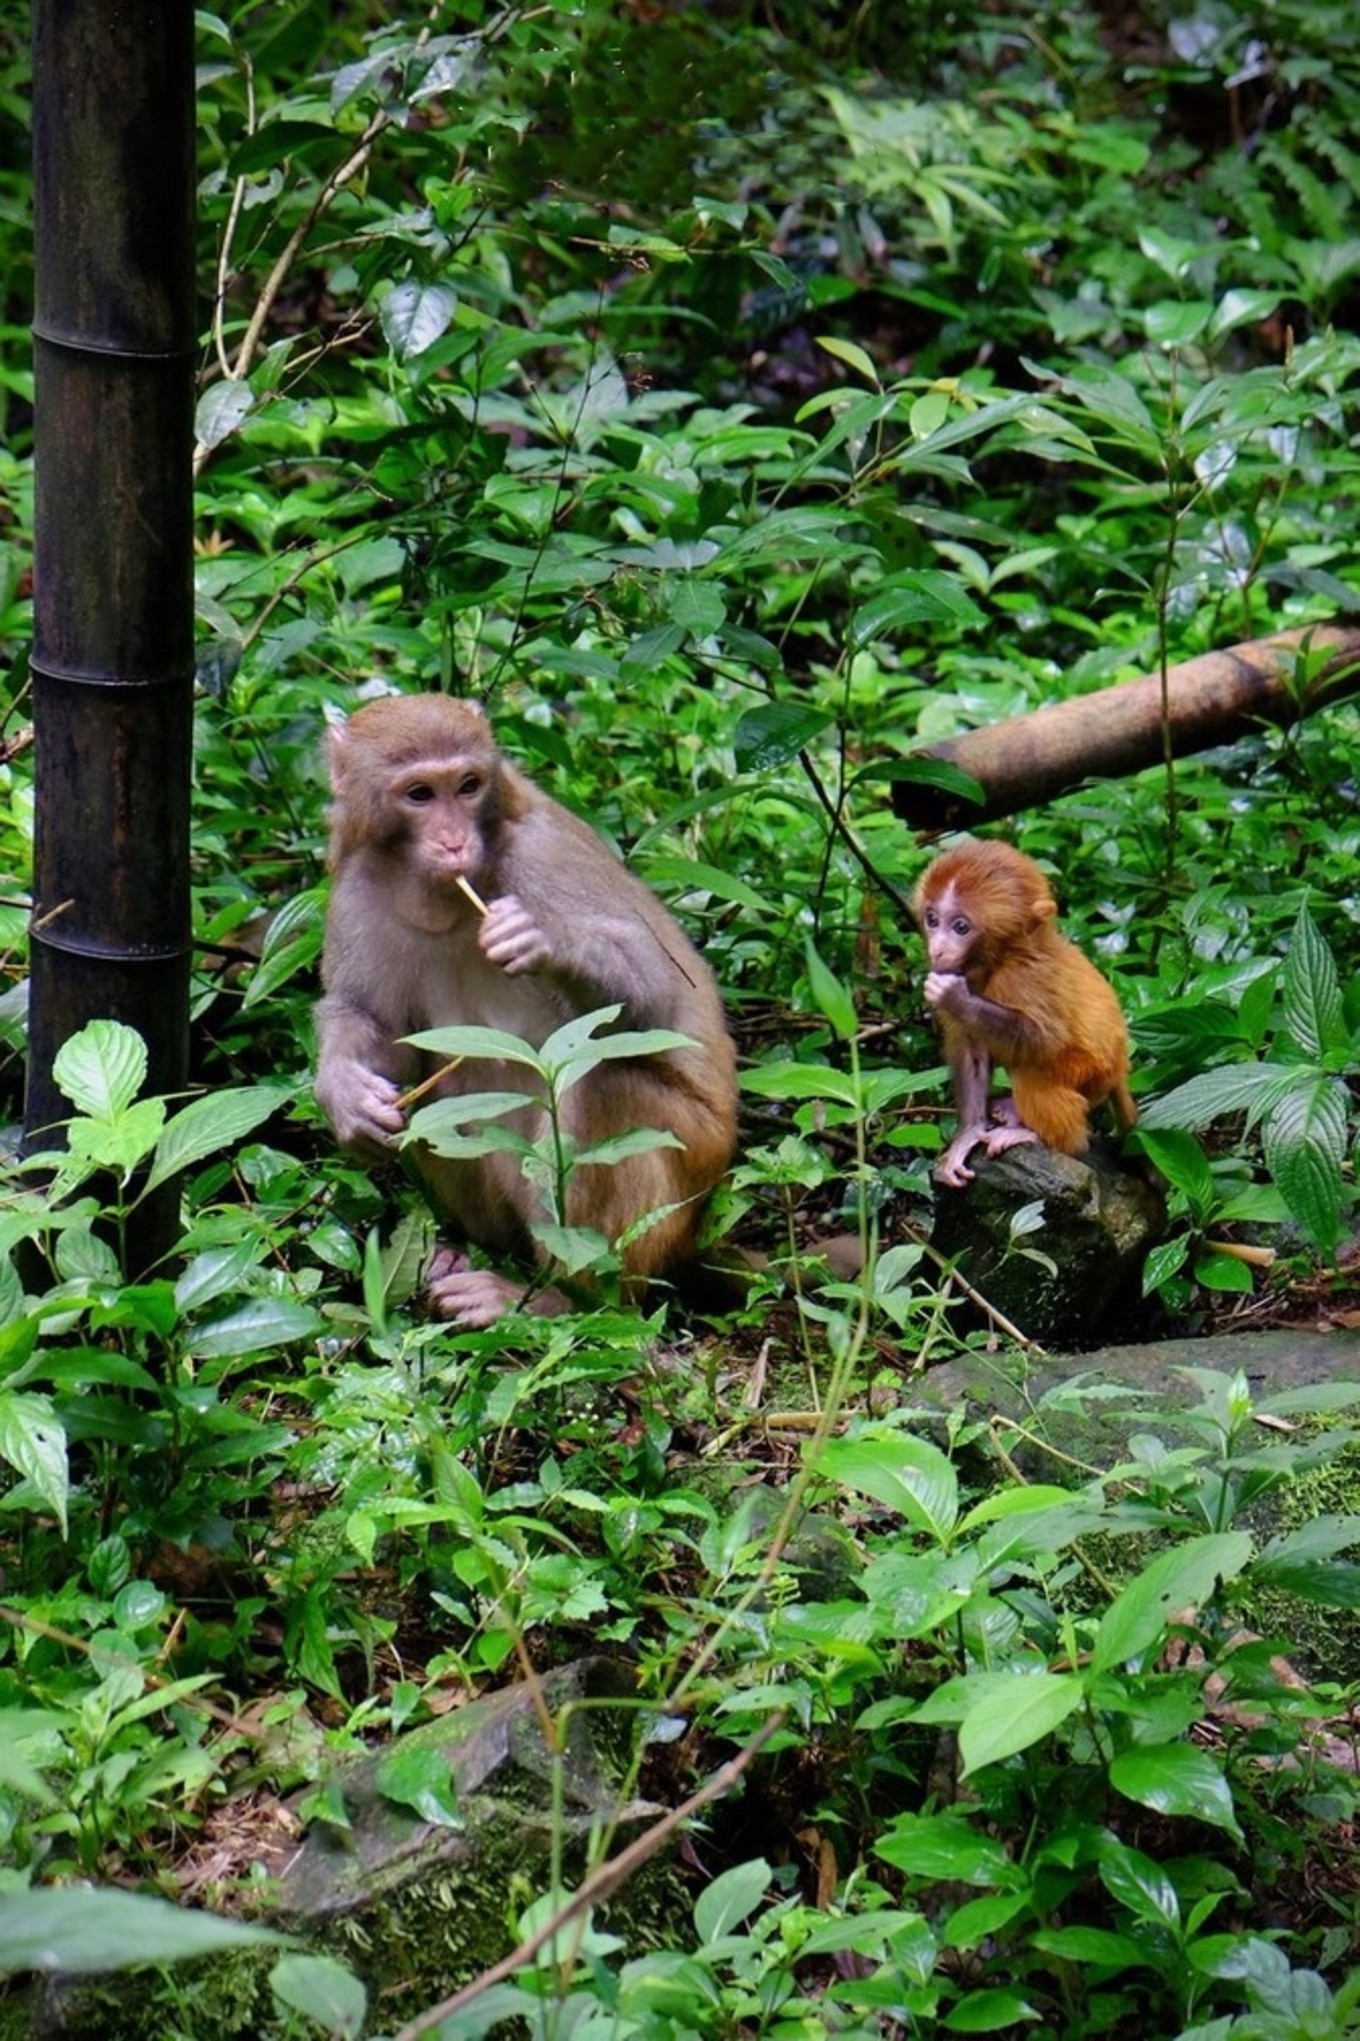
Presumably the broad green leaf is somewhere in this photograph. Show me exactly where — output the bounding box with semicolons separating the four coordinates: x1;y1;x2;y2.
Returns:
142;1084;287;1196
1097;1839;1179;1926
0;1890;287;1975
1193;1250;1256;1293
741;1060;861;1108
1208;288;1283;341
667;581;726;636
1110;1743;1241;1836
943;1989;1039;2029
1139;1061;1299;1131
1132;1128;1213;1207
943;1892;1030;1950
816;1433;958;1542
405;1024;546;1070
694;1857;771;1943
195;378;255;449
1091;1532;1251;1673
732;701;833;771
52;1020;147;1119
270;1955;367;2041
68;1096;166;1176
1263;1078;1347;1249
875;1812;1020;1890
1030;1925;1148;1968
851;755;986;808
1283;906;1345;1057
958;1673;1084;1775
0;1390;68;1534
374;1745;461;1828
1142;1235;1190;1295
185;1298;322;1363
957;1484;1082;1532
1143;298;1212;346
849;573;984;649
380;280;458;360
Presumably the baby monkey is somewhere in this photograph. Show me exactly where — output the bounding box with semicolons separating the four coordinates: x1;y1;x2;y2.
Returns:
913;838;1136;1189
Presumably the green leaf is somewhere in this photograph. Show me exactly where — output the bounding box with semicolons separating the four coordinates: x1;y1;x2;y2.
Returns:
1097;1839;1180;1926
814;335;880;386
380;280;459;360
694;1858;771;1943
732;701;833;771
958;1673;1084;1775
943;1989;1039;2030
1091;1533;1252;1673
68;1096;167;1176
374;1746;461;1828
1283;906;1345;1057
1110;1743;1242;1837
875;1812;1019;1889
142;1085;286;1196
185;1299;323;1363
195;378;255;449
803;941;857;1041
52;1020;147;1119
405;1024;546;1070
1143;299;1212;347
741;1060;861;1108
270;1955;367;2041
1133;1128;1213;1207
852;755;986;808
1208;288;1282;341
849;572;984;649
816;1433;958;1542
1139;1062;1299;1131
0;1890;288;1975
0;1390;68;1534
1030;1925;1149;1969
1263;1078;1348;1250
1143;1236;1190;1296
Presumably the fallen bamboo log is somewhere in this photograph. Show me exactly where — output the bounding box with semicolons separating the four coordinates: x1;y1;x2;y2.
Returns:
889;624;1360;831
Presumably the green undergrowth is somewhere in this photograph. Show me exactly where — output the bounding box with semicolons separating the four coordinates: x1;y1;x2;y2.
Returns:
3;0;1360;2033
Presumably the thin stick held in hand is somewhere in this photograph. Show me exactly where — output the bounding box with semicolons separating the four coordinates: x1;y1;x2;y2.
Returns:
456;874;488;915
397;1058;464;1113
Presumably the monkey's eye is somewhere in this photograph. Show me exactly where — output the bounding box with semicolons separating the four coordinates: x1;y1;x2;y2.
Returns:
457;774;482;798
924;909;938;929
951;917;971;937
404;782;435;805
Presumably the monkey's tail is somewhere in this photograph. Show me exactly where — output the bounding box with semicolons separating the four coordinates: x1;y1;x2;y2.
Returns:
1110;1079;1138;1133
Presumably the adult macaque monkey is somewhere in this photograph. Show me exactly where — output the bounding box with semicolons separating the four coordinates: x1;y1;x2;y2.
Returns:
913;838;1136;1189
315;693;738;1326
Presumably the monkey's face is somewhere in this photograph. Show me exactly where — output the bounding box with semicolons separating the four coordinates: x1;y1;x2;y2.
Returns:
387;756;494;886
918;883;977;976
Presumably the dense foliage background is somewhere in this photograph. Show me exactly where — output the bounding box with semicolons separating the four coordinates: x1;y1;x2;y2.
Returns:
4;1;1360;2034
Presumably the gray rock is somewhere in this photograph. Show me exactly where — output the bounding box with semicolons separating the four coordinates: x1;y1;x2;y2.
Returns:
928;1141;1165;1347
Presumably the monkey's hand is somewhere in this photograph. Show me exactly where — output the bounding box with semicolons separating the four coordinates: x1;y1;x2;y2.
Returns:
479;895;553;976
924;970;972;1019
316;1058;406;1160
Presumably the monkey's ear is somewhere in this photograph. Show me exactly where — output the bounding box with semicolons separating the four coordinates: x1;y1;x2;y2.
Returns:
1030;894;1057;924
325;724;350;789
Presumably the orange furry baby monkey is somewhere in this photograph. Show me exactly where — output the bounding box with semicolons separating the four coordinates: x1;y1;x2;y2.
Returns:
913;839;1136;1189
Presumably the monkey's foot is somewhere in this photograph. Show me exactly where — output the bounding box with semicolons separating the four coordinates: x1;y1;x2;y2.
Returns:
983;1124;1039;1159
989;1097;1022;1128
934;1126;990;1188
427;1248;531;1329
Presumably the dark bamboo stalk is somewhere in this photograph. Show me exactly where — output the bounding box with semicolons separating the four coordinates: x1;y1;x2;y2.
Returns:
27;0;196;1272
